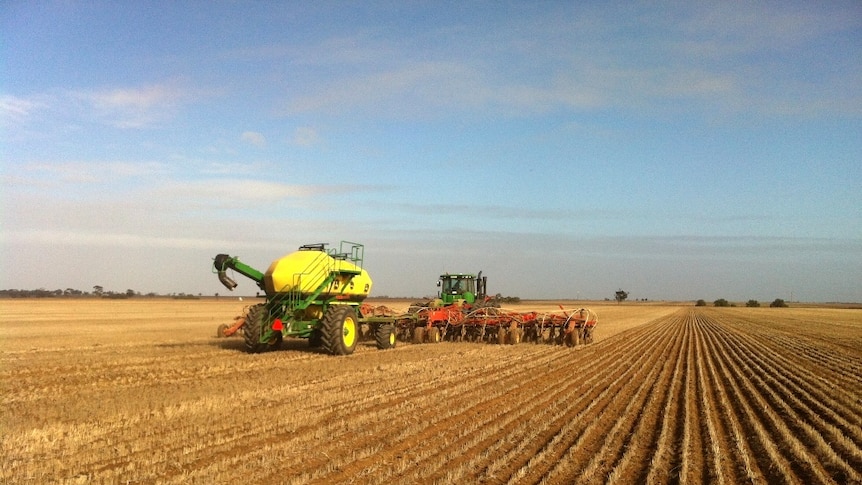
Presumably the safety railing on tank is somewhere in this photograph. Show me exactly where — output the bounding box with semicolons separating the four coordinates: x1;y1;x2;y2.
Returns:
331;241;364;273
269;241;364;318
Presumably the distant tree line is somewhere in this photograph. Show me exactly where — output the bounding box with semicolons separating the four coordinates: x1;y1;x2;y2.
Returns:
494;294;521;304
0;287;203;299
695;298;789;308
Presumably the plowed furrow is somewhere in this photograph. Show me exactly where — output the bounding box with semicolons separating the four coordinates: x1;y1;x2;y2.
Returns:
712;317;861;482
582;314;685;484
722;322;862;448
461;336;670;484
692;313;736;485
261;345;613;483
415;346;633;484
756;332;862;388
340;316;680;483
642;314;691;485
678;310;706;485
202;346;578;483
508;312;684;484
698;315;797;485
740;332;862;441
28;346;559;482
420;316;680;479
6;303;861;485
701;313;834;484
753;328;862;395
697;315;762;484
549;341;670;482
485;315;688;485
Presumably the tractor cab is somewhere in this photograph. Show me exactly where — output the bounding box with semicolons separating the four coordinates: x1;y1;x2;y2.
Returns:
437;272;487;305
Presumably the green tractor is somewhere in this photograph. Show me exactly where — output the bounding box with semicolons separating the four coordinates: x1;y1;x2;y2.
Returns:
213;241;396;355
437;271;488;305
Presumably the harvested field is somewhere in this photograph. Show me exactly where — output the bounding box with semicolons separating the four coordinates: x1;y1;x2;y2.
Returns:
1;299;861;484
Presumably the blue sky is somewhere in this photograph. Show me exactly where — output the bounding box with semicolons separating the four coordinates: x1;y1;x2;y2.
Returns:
2;2;860;302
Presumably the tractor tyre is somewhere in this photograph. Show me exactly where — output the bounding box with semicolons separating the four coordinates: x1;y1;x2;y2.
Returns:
217;324;228;338
321;305;359;356
243;304;271;353
428;327;441;343
497;328;507;345
309;329;323;348
509;328;522;345
412;326;426;344
375;324;397;350
566;328;580;347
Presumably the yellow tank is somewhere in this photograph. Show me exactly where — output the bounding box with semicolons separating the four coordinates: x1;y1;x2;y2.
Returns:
263;249;372;301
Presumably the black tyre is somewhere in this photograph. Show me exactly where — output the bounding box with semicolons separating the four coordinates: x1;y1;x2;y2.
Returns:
321;305;359;355
243;304;271;353
497;328;507;345
509;327;522;345
412;326;426;344
375;324;397;350
309;329;323;348
565;328;580;347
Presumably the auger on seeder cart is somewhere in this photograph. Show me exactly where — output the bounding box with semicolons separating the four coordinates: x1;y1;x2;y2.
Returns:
213;241;397;355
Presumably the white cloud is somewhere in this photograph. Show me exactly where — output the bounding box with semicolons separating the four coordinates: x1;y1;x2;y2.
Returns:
276;3;860;122
73;82;197;128
85;85;183;110
153;179;368;202
292;126;321;146
285;61;493;118
240;131;266;147
198;161;265;176
0;95;45;121
20;161;171;185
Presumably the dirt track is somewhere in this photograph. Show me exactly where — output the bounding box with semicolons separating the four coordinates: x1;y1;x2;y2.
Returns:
1;300;861;484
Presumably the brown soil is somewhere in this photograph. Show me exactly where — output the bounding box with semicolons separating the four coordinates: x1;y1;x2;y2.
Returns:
1;299;860;484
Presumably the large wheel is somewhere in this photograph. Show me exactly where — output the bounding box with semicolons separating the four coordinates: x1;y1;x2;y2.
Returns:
308;329;323;348
509;327;522;345
412;326;426;344
243;304;275;353
565;328;580;347
428;327;441;343
321;305;359;355
375;324;396;350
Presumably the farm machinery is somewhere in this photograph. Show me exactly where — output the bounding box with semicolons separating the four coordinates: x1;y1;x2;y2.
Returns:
404;305;598;346
397;272;598;346
213;241;398;355
213;243;597;354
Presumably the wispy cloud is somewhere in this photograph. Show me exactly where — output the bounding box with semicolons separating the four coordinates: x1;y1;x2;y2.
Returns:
277;4;861;121
0;95;46;122
1;229;250;250
285;61;492;118
292;126;322;146
15;161;171;186
153;179;377;202
2;82;209;132
74;83;193;128
240;131;266;147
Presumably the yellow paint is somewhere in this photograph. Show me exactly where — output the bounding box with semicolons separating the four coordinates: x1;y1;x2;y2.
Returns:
342;316;357;348
263;249;372;300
